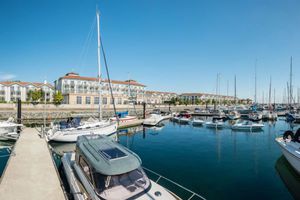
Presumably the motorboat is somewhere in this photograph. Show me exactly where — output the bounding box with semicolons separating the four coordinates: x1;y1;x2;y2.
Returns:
46;117;118;142
248;112;262;122
231;121;264;131
205;120;225;129
275;129;300;175
262;110;278;120
143;114;165;126
0;117;23;141
286;112;300;123
62;135;178;200
177;114;191;124
191;118;205;126
212;110;226;120
226;111;241;120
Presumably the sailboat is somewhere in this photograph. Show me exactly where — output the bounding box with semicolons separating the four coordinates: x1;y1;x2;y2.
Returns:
262;77;277;120
249;61;262;121
46;11;118;142
226;75;241;120
286;57;300;123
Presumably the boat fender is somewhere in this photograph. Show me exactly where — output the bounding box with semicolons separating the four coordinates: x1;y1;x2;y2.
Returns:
292;128;300;143
283;130;294;141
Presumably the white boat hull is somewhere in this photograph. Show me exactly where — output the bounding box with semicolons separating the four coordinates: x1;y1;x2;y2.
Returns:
143;114;170;126
276;138;300;175
47;122;117;142
205;122;224;128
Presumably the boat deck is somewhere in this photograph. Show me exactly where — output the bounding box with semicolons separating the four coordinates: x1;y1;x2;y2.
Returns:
118;119;144;129
0;128;65;200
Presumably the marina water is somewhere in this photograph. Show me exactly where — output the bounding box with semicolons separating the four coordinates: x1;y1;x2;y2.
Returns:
1;119;300;199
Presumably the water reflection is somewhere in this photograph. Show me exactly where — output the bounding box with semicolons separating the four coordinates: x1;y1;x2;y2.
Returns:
275;156;300;200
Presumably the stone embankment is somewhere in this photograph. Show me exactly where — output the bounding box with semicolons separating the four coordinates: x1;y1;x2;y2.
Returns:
0;103;201;125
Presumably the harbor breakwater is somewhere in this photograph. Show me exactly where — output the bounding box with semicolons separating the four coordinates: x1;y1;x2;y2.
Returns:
0;103;200;125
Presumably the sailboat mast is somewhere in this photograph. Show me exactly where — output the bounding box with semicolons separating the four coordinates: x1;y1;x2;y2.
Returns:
96;10;102;121
254;60;257;103
269;77;271;109
234;75;237;105
290;56;293;108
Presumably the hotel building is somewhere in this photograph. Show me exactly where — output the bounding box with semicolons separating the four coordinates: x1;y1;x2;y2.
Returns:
0;81;54;102
180;93;237;103
145;91;177;105
54;72;146;105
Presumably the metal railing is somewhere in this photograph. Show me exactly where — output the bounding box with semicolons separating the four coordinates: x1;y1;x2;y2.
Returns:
143;167;206;200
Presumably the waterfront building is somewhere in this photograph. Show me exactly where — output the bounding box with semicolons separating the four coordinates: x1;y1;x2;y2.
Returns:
180;93;237;104
145;91;177;105
0;81;54;102
54;72;146;105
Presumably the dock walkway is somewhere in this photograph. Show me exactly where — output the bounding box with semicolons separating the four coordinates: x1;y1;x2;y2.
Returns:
0;128;65;200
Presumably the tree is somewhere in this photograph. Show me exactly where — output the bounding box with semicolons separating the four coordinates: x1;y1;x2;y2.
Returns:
53;91;64;105
31;89;42;103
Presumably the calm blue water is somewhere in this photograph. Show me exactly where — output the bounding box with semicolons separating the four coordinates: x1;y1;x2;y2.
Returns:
0;141;13;177
117;119;300;200
1;119;300;199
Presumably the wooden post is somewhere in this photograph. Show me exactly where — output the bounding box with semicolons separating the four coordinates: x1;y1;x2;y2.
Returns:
17;98;21;133
143;102;146;119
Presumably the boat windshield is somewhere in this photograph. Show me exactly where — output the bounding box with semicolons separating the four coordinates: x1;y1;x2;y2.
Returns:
93;167;150;199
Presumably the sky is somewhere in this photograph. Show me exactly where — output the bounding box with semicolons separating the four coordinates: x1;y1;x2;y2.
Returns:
0;0;299;102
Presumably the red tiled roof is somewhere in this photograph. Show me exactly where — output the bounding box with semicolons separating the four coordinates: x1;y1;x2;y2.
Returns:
180;92;235;98
0;81;53;88
60;75;146;87
146;90;177;95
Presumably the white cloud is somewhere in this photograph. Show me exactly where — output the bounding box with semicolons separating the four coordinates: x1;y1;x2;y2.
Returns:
0;73;17;81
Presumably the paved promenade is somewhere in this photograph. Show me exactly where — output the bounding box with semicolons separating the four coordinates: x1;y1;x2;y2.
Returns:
0;128;65;200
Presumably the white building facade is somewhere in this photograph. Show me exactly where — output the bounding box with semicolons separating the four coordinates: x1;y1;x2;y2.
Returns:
0;81;54;102
54;72;146;105
145;91;178;105
180;93;236;103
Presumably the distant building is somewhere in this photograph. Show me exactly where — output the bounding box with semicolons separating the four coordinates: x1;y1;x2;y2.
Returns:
54;72;146;105
0;81;54;102
145;91;177;105
180;93;236;103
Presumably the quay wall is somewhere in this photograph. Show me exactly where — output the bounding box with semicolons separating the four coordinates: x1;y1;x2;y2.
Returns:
0;103;203;124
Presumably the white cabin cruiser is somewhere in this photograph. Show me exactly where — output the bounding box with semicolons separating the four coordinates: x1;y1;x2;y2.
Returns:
143;114;165;126
0;117;23;141
248;112;262;122
205;120;225;129
276;129;300;175
226;111;241;120
47;117;117;142
191;118;205;126
62;135;178;200
231;121;264;131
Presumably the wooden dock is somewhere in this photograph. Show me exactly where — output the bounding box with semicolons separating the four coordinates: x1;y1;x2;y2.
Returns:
0;128;65;200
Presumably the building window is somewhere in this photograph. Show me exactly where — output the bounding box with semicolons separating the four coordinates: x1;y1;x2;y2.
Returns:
110;98;114;104
118;98;122;105
86;97;91;104
94;97;99;104
76;96;82;104
103;97;107;104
